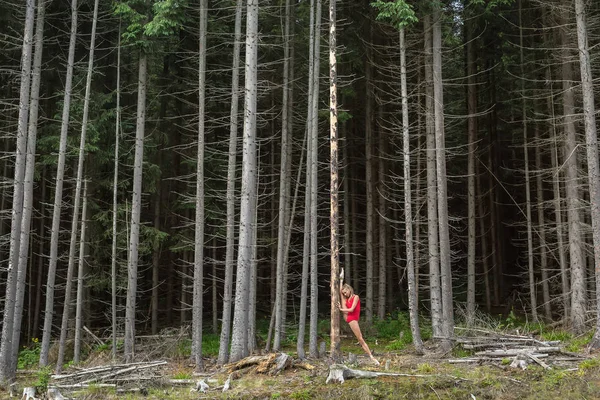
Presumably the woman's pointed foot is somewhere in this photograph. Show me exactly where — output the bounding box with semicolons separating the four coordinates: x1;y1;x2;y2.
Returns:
371;357;380;366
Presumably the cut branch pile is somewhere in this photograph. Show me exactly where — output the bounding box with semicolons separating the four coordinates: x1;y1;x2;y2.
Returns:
50;360;168;389
450;331;587;369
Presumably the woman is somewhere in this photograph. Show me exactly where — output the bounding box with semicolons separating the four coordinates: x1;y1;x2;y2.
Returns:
339;282;379;365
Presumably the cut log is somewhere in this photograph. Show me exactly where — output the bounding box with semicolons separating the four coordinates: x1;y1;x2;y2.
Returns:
227;353;292;375
46;388;66;400
21;387;38;400
325;364;444;384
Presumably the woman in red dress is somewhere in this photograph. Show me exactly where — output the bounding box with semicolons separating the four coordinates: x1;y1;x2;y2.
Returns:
339;281;379;365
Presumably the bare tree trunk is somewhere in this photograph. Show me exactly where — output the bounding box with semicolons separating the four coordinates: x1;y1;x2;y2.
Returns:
151;184;160;335
400;27;423;355
0;0;35;383
535;118;551;320
230;0;258;363
432;7;454;348
273;0;292;352
424;14;442;339
365;25;375;327
124;51;148;363
10;0;46;372
574;0;600;348
309;0;322;358
73;179;89;364
466;13;477;325
212;238;218;334
32;167;47;339
519;0;538;322
56;0;99;371
192;0;208;371
476;163;491;312
559;4;585;334
111;20;122;361
217;0;242;366
377;129;387;321
329;0;341;362
39;0;78;368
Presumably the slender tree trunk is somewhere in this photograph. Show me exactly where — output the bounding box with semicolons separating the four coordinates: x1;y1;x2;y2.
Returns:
124;51;148;363
535;116;551;320
377;129;387;321
365;24;375;327
39;0;78;368
329;0;341;362
309;0;322;358
111;21;121;360
574;0;600;348
10;0;46;372
151;185;160;335
0;0;35;383
229;0;258;363
466;12;477;325
212;239;218;334
192;0;208;371
32;167;47;339
56;0;99;371
424;14;442;340
559;5;585;334
519;0;538;322
400;27;423;355
476;163;491;312
273;0;292;352
217;0;242;366
432;6;454;347
73;179;89;364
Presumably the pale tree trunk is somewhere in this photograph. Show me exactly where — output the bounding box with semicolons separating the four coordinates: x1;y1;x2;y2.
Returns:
73;179;89;364
535;118;551;320
466;13;477;325
377;130;387;321
273;0;292;352
365;25;375;327
124;51;148;363
329;0;341;362
192;0;208;371
10;0;45;372
423;15;442;339
248;170;259;354
342;129;353;288
32;167;47;339
212;239;218;334
55;0;99;372
476;163;491;312
559;6;585;334
519;0;538;322
574;0;600;349
229;0;258;363
217;0;242;366
0;0;35;384
39;0;78;368
400;27;423;355
432;7;454;347
151;183;160;335
111;20;122;360
309;0;322;358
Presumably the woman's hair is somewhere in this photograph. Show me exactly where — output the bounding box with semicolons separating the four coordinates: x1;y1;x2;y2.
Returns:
342;283;354;297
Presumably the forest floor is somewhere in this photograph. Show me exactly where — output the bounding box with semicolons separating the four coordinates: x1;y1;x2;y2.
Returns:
5;319;600;399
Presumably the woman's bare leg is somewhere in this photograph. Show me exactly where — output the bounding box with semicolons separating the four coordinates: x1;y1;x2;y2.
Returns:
348;321;379;364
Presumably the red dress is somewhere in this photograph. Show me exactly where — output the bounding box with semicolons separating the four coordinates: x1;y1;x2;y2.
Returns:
346;295;360;323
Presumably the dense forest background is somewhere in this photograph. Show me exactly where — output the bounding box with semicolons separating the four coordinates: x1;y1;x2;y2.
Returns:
1;0;600;381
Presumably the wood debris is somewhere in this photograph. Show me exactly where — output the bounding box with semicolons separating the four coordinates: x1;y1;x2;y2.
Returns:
449;331;587;370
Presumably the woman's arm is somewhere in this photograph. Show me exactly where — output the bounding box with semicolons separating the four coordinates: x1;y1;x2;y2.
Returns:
340;295;359;313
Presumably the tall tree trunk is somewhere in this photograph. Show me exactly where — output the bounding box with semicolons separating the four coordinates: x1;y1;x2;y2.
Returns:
432;6;454;348
39;0;78;368
192;0;208;371
55;0;99;371
519;0;538;322
377;128;387;321
574;0;600;348
424;14;442;339
124;51;148;363
365;23;375;327
309;0;322;358
476;163;492;312
466;10;477;325
328;0;341;362
32;167;47;339
73;179;89;364
535;115;551;320
212;238;218;334
273;0;292;352
10;0;45;372
217;0;242;366
229;0;258;363
0;0;35;384
111;21;122;360
559;4;585;334
400;27;423;355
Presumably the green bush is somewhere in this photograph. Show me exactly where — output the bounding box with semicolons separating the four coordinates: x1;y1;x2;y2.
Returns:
17;338;40;369
35;366;52;393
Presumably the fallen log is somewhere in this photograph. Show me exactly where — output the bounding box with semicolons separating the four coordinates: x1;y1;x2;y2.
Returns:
227;353;292;376
325;364;458;384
